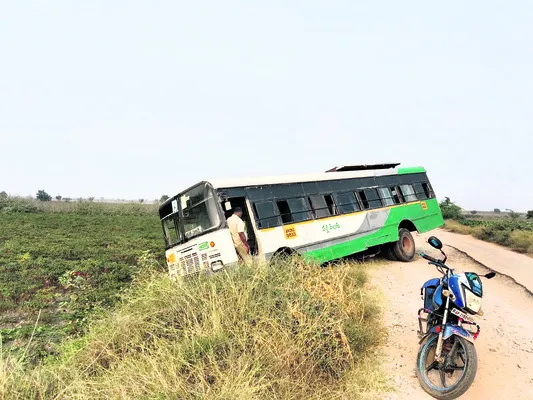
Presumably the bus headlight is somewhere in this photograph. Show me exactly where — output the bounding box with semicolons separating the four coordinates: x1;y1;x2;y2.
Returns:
211;260;224;272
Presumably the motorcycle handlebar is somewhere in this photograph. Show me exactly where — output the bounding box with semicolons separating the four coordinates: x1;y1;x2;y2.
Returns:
420;253;440;263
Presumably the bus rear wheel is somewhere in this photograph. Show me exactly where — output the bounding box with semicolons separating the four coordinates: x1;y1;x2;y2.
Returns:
383;243;398;261
392;228;416;262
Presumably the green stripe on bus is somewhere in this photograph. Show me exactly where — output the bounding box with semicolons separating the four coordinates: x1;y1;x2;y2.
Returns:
302;198;443;263
397;166;426;174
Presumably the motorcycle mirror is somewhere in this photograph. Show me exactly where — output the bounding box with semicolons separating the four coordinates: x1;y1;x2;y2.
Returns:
484;272;496;279
428;236;443;250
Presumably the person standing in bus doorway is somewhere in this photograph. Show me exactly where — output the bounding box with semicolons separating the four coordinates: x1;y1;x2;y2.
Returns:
227;207;252;265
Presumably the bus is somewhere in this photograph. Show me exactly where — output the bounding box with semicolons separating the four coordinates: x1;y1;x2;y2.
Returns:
158;163;444;277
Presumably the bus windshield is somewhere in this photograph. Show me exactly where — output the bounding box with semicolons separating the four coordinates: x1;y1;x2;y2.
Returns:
162;184;221;247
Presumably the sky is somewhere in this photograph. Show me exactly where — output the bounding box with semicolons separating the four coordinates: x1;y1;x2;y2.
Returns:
1;1;532;211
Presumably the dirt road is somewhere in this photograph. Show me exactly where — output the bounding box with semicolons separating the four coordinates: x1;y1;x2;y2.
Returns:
371;229;533;399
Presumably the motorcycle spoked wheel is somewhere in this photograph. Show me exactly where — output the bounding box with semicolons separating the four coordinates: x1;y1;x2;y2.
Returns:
416;334;478;400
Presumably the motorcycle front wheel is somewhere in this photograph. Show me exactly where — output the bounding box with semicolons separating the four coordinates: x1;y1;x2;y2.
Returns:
416;333;477;400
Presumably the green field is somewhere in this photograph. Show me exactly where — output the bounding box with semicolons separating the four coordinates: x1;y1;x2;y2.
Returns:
0;197;386;399
0;199;165;361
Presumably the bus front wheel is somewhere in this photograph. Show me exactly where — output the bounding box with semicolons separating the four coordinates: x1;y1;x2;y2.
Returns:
392;228;416;262
270;247;298;264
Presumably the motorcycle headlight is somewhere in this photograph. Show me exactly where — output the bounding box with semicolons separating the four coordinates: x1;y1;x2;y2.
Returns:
464;288;482;313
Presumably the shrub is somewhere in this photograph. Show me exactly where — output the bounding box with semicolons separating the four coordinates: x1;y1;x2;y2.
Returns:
508;211;520;220
0;197;39;214
439;197;463;220
527;210;533;220
36;190;52;202
509;230;533;253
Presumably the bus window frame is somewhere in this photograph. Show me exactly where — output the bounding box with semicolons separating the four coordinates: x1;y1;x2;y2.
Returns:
334;191;361;214
308;194;337;219
285;197;313;223
254;200;282;229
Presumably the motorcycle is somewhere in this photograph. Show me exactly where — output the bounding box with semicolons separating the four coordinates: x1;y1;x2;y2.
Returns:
415;236;496;400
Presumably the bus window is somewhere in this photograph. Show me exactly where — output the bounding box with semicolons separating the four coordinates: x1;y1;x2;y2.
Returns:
378;188;395;207
422;183;433;198
162;216;182;247
413;183;428;200
391;187;403;203
358;191;369;209
335;192;360;214
325;195;337;215
276;200;293;224
286;198;312;223
254;201;281;228
309;195;334;218
400;184;417;202
360;189;382;209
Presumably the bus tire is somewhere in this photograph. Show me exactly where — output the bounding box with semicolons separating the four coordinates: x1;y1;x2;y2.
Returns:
270;247;297;264
392;228;416;262
383;243;398;261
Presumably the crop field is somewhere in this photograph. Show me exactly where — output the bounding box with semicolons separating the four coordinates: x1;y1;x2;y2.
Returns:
0;198;165;361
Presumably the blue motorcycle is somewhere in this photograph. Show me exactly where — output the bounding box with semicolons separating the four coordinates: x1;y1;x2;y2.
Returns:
416;236;495;400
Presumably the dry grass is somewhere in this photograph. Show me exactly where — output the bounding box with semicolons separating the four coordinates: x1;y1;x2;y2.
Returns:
444;220;533;255
443;220;482;237
0;257;387;399
509;230;533;254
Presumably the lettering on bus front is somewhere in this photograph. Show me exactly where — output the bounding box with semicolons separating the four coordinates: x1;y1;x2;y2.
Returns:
322;222;340;234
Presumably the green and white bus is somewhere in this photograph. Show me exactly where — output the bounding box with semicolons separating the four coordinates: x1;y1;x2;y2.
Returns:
158;163;444;277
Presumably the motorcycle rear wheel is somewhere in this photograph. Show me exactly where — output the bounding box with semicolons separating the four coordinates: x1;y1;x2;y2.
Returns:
416;334;477;400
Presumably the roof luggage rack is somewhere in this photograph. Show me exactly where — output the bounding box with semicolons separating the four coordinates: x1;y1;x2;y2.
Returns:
325;163;400;172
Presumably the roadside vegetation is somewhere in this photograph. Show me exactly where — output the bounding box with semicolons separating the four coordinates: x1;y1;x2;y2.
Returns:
0;193;158;216
0;196;164;362
439;198;533;255
1;257;386;399
0;195;387;399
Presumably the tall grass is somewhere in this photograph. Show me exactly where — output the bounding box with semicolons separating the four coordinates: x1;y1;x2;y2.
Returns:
0;257;386;399
509;230;533;254
444;220;483;237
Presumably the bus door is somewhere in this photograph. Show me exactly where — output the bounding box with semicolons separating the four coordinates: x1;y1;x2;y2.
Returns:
221;197;259;256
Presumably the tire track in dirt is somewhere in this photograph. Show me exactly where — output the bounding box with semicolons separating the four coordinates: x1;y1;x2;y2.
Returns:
370;232;533;400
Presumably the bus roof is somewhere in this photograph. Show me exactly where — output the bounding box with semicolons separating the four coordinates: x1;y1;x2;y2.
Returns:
207;165;426;190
